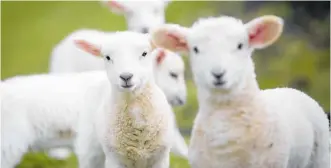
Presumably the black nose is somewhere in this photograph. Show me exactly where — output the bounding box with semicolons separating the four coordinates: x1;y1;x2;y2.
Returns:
212;71;225;80
120;73;133;82
141;27;149;34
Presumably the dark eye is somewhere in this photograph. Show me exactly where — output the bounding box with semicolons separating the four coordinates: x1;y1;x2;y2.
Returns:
237;43;243;50
142;51;147;57
193;46;199;54
170;72;178;79
105;55;111;61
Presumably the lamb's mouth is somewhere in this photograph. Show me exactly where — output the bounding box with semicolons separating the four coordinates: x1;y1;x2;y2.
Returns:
213;80;226;87
121;84;133;88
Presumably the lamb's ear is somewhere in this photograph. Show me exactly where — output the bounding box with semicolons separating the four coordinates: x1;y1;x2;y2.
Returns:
74;40;101;57
155;48;167;65
151;24;189;54
245;15;284;49
101;0;127;14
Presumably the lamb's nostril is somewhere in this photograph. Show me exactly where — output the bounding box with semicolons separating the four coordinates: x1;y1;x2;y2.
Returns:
177;97;183;105
141;27;149;34
212;71;225;79
119;73;133;81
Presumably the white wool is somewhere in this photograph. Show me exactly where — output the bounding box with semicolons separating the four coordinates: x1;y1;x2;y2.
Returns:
1;32;174;168
48;29;188;159
1;71;104;168
100;0;170;33
151;15;329;168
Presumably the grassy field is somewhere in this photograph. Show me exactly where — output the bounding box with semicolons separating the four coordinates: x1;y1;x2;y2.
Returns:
1;1;329;168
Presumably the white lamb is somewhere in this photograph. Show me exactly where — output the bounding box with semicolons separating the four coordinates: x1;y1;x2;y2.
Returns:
48;29;188;160
74;32;174;168
1;32;174;168
150;15;330;168
100;0;170;34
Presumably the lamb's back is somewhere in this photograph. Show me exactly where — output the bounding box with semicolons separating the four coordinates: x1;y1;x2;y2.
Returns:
1;71;108;132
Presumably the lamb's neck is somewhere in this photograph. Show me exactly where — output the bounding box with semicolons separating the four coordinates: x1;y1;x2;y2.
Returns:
197;77;260;114
110;81;156;113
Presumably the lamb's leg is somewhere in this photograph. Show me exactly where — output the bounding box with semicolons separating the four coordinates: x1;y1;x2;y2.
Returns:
104;152;123;168
307;129;330;168
1;121;34;168
1;141;28;168
151;149;170;168
74;135;105;168
170;126;188;158
74;121;105;168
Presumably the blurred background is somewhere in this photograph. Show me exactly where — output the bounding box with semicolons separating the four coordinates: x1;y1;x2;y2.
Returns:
1;1;330;168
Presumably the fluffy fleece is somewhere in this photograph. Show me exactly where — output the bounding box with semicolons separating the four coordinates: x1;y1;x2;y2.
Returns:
1;32;173;168
100;0;170;33
150;15;330;168
48;28;188;159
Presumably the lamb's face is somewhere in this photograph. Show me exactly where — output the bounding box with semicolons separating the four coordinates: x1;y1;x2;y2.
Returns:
151;15;283;92
153;49;187;106
75;32;155;92
187;17;256;91
103;0;169;34
102;33;154;91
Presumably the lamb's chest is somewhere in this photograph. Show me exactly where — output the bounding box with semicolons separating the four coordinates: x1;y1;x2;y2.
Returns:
110;103;168;161
189;109;256;167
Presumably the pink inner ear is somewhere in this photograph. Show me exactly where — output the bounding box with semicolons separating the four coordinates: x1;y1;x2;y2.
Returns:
249;23;267;45
74;40;101;56
106;1;125;11
156;49;166;65
166;33;188;50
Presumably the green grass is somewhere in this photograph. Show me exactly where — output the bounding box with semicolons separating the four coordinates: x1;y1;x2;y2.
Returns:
17;152;191;168
17;136;192;168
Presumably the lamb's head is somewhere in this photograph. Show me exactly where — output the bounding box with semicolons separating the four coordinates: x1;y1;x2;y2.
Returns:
153;48;186;106
151;15;284;93
102;0;170;34
74;32;155;92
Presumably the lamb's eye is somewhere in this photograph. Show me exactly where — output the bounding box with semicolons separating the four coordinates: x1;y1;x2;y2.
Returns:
170;72;178;79
193;46;199;54
142;51;147;57
237;43;243;50
105;55;111;61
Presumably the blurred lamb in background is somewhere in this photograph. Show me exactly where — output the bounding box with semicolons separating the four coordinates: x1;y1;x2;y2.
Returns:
100;0;170;34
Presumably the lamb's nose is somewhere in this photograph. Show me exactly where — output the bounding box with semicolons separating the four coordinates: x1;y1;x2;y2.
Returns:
141;27;149;34
119;73;133;82
211;71;225;80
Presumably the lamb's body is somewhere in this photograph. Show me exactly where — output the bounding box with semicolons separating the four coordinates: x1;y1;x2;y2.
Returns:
151;15;330;168
189;85;329;168
1;71;105;168
78;79;173;168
